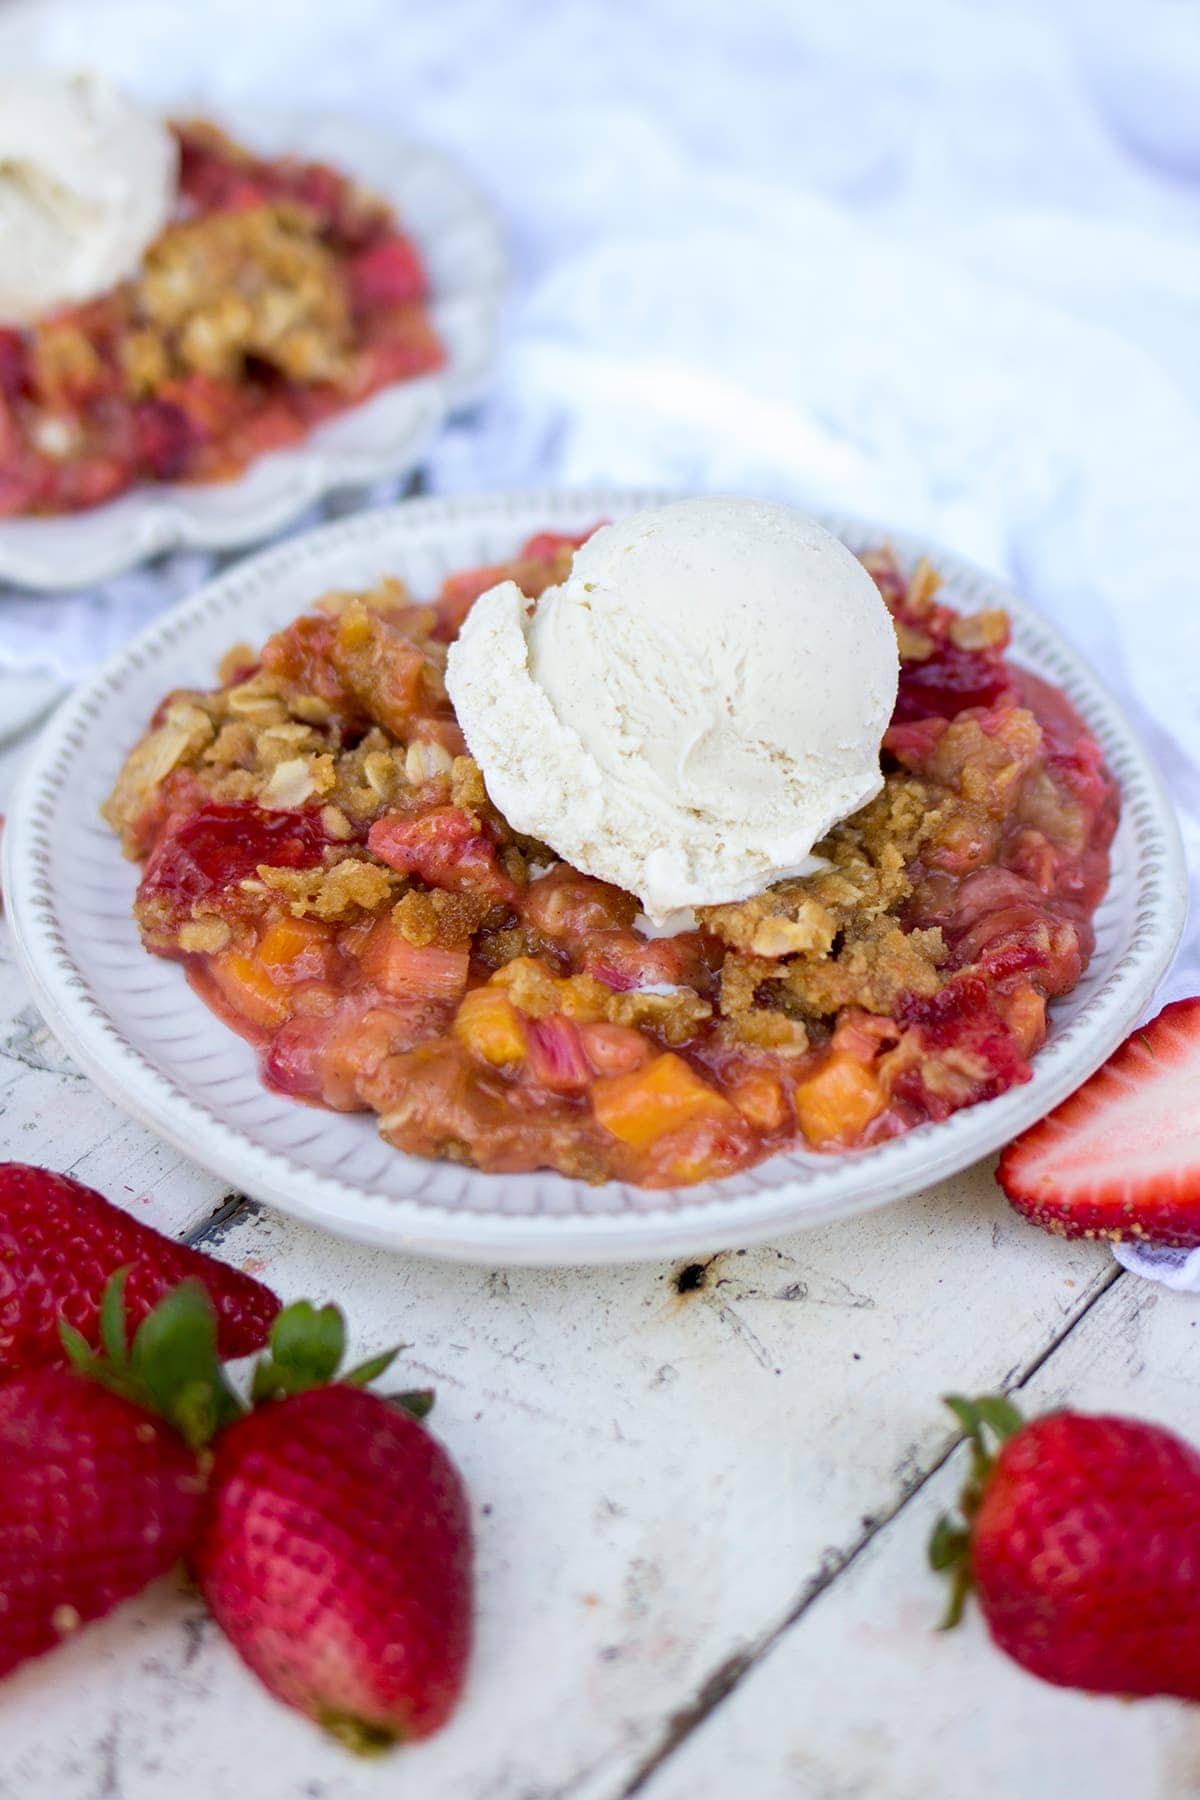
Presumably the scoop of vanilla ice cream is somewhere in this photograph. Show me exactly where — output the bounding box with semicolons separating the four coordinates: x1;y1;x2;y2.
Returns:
446;497;899;925
0;70;178;325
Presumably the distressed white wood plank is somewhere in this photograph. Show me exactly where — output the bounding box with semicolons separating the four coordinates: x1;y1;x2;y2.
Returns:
637;1274;1200;1800
1;734;230;1238
0;1173;1112;1799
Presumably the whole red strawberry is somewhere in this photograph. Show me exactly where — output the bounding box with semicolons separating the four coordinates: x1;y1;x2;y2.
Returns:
930;1395;1200;1700
0;1366;203;1679
194;1309;472;1750
0;1163;280;1373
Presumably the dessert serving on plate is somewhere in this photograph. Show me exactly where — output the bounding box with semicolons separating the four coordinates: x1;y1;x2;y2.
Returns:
102;497;1120;1190
0;71;443;518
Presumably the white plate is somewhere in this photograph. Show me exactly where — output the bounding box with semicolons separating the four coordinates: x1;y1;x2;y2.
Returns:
2;489;1187;1264
0;110;506;591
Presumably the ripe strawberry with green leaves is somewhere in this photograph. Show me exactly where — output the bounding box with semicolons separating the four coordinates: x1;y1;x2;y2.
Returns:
0;1275;236;1680
0;1162;280;1373
930;1394;1200;1700
0;1241;472;1747
193;1303;472;1751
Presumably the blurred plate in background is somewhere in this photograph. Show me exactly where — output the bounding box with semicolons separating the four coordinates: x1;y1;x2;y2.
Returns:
0;108;507;591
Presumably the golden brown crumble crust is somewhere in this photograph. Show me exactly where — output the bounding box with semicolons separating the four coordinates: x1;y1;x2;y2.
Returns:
137;203;352;388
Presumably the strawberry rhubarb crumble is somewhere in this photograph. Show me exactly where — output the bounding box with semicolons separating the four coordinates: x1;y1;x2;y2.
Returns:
0;119;442;517
104;527;1119;1188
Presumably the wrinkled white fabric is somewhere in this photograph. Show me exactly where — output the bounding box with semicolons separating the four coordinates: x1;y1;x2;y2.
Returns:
0;0;1196;1281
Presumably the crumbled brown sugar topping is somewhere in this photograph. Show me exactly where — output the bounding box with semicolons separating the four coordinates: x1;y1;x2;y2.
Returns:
137;203;353;387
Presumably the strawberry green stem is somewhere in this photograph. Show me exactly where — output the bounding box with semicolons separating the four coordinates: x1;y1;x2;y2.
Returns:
318;1710;401;1755
928;1393;1025;1630
60;1280;418;1449
61;1272;243;1449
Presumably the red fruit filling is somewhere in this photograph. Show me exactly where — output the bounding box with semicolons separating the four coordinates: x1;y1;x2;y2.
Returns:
894;643;1016;723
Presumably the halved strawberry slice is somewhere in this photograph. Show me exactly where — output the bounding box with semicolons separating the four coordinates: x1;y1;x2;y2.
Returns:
997;997;1200;1245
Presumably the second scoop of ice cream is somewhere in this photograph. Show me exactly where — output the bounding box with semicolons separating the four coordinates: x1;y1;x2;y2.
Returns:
445;497;899;926
0;70;178;326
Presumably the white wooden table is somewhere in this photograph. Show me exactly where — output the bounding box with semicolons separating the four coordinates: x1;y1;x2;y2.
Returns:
1;718;1197;1800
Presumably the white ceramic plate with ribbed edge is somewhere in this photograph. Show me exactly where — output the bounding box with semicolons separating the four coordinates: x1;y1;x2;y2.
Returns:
0;109;507;591
3;489;1187;1264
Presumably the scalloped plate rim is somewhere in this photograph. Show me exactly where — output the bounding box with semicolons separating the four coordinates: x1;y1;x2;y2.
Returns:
2;486;1187;1264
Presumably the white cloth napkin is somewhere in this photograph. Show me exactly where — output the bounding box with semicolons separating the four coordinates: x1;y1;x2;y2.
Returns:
1;0;1197;1282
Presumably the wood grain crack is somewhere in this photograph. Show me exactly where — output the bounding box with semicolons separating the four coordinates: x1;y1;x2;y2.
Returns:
616;1259;1125;1797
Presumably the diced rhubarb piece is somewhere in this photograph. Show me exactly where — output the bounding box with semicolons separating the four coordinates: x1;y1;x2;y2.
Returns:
832;1008;903;1064
639;1112;757;1187
794;1054;887;1150
934;867;1085;997
360;916;469;1001
582;929;707;992
453;987;528;1068
727;1066;792;1132
209;950;295;1031
265;994;451;1110
346;235;429;311
884;715;947;766
139;802;331;924
969;912;1083;999
323;1002;445;1109
1004;828;1061;896
261;1015;336;1104
261;614;357;716
579;1021;654;1077
256;914;338;985
523;868;637;940
592;1053;737;1151
992;981;1048;1058
367;806;517;903
525;1015;591;1095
